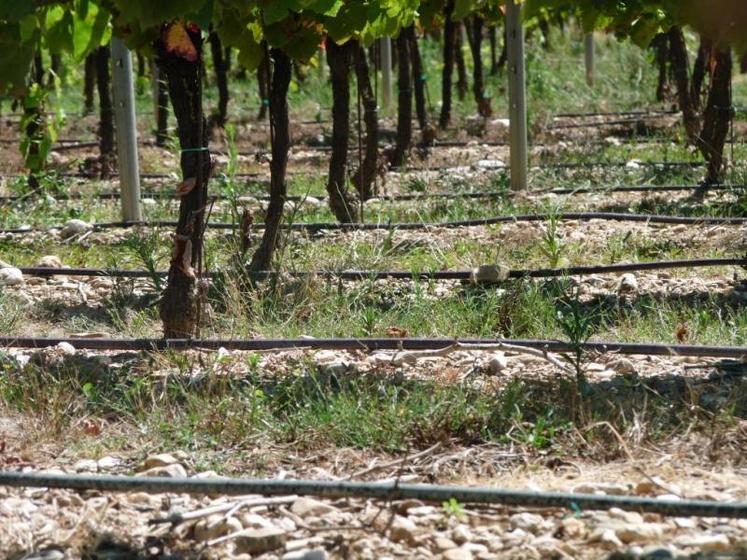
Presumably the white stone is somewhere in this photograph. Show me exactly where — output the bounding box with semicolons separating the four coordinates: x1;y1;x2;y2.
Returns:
611;522;665;543
303;196;323;208
509;512;546;533
36;255;63;268
572;482;630;496
486;352;508;375
451;525;473;544
56;342;76;355
389;515;419;544
234;527;287;554
60;219;93;238
434;537;458;551
137;464;188;478
474;160;505;170
291;497;339;517
73;459;99;472
193;514;242;542
674;534;730;551
0;267;23;286
490;118;510;128
141;453;180;470
96;456;121;469
608;357;636;374
618;273;638;294
442;547;474;560
282;549;328;560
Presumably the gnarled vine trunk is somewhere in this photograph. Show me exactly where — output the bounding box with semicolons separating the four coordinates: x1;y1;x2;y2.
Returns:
248;49;292;273
326;39;358;223
352;42;379;200
392;29;412;168
467;15;491;117
489;25;499;76
154;62;170;147
95;45;114;179
157;23;212;338
406;26;434;144
650;33;669;102
691;37;712;111
699;47;733;186
455;24;467;101
83;53;96;115
208;31;229;128
439;0;456;129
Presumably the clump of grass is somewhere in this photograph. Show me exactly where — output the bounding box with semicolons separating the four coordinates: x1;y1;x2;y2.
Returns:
120;229;166;290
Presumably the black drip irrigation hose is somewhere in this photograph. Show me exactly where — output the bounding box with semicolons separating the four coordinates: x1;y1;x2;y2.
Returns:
0;472;746;519
546;116;682;131
1;336;746;358
547;184;745;194
2;213;746;236
553;109;681;119
14;257;747;282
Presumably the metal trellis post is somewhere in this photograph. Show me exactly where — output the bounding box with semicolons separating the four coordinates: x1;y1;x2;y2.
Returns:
585;33;595;87
110;37;142;222
381;37;393;111
506;0;528;191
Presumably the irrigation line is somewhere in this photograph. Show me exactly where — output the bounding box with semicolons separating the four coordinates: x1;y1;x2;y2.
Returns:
553;109;680;119
3;213;746;236
1;336;746;358
546;117;681;131
14;257;747;282
547;184;745;194
1;472;746;519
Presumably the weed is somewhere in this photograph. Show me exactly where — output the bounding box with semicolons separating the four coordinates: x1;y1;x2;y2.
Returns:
554;281;603;409
121;230;166;291
441;498;466;520
540;207;566;268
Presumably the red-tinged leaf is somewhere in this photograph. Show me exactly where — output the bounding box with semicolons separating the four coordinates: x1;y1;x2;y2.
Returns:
386;326;408;338
81;419;102;436
675;324;689;343
176;177;197;197
163;21;198;62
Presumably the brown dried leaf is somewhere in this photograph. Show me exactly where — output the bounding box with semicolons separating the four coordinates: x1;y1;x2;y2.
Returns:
176;177;197;197
675;324;689;343
386;326;408;338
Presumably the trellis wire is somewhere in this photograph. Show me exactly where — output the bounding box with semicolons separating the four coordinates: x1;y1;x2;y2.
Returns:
13;257;747;281
2;212;746;236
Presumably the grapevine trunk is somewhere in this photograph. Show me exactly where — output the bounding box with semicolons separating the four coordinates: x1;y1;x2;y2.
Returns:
353;42;379;200
439;0;456;129
95;45;114;180
248;49;292;273
157;24;212;338
392;29;412;168
208;32;229;129
326;39;358;223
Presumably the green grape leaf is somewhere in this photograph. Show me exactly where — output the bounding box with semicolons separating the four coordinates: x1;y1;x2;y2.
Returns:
0;22;36;95
44;8;75;54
